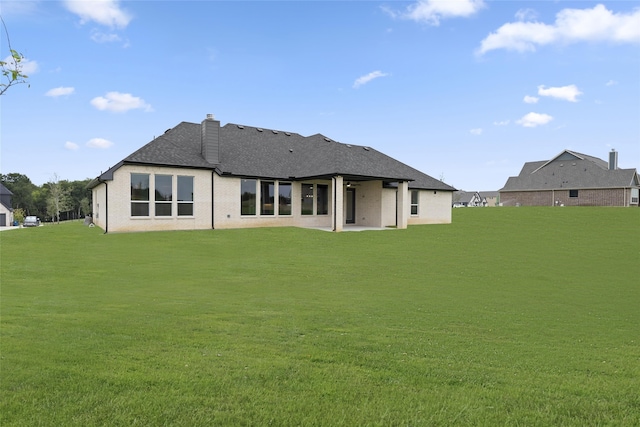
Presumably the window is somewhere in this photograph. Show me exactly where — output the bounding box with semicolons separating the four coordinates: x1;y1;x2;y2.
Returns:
278;182;292;215
155;175;172;216
260;181;275;215
410;190;419;215
177;176;194;216
131;173;150;216
301;184;314;215
569;190;579;198
241;179;256;215
317;184;328;215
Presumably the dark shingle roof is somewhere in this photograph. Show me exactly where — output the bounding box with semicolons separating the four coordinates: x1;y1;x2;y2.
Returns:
501;150;639;191
92;121;455;191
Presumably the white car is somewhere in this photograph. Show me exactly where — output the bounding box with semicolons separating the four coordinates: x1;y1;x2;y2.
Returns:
23;216;40;227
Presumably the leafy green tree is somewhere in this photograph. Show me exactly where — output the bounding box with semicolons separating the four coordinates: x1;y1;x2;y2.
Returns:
0;173;37;213
46;174;70;224
0;16;29;96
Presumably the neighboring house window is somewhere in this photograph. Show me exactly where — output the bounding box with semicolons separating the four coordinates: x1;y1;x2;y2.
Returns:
131;173;150;216
177;176;194;216
241;179;257;215
631;188;639;204
569;190;579;198
317;184;328;215
410;190;419;215
261;181;275;215
301;183;314;215
155;174;172;216
278;182;292;215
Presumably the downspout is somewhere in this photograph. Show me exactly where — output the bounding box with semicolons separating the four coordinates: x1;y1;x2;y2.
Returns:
211;171;215;229
104;181;108;234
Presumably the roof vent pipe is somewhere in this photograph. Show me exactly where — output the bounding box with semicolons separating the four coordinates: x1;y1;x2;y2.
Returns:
609;149;618;170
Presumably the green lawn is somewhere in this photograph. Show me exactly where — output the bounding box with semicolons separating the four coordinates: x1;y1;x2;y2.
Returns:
1;207;639;426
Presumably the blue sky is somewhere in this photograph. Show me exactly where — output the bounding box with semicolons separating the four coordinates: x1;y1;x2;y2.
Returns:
1;0;639;190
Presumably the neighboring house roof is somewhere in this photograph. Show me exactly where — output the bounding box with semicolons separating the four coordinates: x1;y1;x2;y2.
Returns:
90;120;455;191
500;149;639;192
0;183;14;211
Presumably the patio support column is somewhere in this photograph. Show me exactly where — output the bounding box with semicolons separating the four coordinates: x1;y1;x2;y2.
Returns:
333;176;344;232
396;181;408;230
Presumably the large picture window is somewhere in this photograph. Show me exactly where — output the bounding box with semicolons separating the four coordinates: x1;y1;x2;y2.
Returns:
317;184;328;215
260;181;275;215
155;175;172;216
241;179;257;215
131;173;150;216
411;190;419;215
177;176;194;216
301;184;314;215
278;182;292;215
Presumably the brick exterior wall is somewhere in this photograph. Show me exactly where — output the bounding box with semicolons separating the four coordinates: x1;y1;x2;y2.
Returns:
500;188;636;207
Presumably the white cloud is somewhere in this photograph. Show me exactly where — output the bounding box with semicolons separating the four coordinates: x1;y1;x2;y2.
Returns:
63;0;132;29
515;8;538;22
516;112;554;127
65;141;79;150
90;30;122;43
538;84;582;102
385;0;485;25
470;128;483;135
605;80;618;86
3;55;38;76
86;138;114;149
46;86;75;97
493;120;510;126
477;4;640;55
523;95;539;104
90;91;153;112
353;71;389;89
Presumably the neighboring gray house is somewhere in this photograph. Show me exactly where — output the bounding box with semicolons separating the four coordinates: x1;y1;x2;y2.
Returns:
453;191;499;207
500;149;640;207
0;183;14;226
88;115;456;233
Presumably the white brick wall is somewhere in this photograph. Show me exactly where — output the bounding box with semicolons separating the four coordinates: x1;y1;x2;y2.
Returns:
92;168;453;232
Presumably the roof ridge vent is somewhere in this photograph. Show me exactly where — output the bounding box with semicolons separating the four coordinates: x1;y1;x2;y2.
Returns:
257;128;263;132
272;130;278;134
285;132;291;136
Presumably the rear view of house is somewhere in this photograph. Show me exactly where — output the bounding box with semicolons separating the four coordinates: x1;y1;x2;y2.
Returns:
88;115;455;233
500;149;640;207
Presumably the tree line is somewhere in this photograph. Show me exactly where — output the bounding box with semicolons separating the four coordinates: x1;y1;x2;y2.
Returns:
1;173;92;224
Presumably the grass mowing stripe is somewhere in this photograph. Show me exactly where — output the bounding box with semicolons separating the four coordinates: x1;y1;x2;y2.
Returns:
1;207;639;425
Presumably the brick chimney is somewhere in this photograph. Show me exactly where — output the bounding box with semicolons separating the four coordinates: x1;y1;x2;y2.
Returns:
609;149;618;170
201;113;220;164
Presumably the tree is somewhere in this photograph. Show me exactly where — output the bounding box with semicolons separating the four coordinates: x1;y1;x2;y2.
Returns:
0;16;29;96
46;174;70;224
0;173;37;213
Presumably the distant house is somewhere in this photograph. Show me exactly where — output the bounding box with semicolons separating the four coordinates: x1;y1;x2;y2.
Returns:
500;149;640;207
0;183;14;226
453;191;499;207
88;115;456;233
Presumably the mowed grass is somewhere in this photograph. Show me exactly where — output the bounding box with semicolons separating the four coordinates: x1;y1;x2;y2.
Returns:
1;207;639;426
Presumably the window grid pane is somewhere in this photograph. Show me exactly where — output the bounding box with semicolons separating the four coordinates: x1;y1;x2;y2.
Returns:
301;184;314;215
261;181;275;215
278;183;292;215
241;179;256;216
317;184;328;215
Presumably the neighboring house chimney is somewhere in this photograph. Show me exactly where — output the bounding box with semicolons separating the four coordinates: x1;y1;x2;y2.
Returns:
202;114;220;164
609;149;618;170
